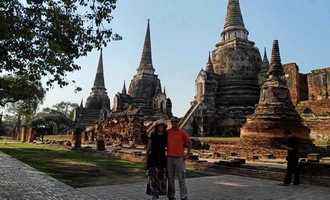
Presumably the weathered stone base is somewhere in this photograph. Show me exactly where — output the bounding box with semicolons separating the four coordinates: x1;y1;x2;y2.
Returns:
303;116;330;142
240;126;314;159
296;100;330;141
204;139;288;160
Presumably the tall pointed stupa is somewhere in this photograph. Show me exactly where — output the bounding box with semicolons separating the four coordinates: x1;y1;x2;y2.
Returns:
222;0;247;38
128;20;162;103
212;0;262;134
205;52;214;73
93;50;106;88
85;50;111;110
180;0;262;136
241;40;312;158
258;48;270;85
75;50;111;128
122;81;127;95
137;19;155;75
111;19;172;118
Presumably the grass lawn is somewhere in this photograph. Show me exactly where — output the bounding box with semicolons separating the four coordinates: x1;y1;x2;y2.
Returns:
313;138;329;147
0;139;211;188
44;134;71;141
192;137;240;143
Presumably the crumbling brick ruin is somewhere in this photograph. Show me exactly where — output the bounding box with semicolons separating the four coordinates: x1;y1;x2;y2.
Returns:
284;64;330;141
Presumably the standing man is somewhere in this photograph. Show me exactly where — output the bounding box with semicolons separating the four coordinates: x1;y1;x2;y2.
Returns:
167;117;191;200
282;130;300;186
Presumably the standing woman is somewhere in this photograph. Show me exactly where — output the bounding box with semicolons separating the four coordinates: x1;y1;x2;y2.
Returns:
146;120;168;200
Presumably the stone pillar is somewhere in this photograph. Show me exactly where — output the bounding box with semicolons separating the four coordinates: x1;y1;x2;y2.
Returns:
15;128;20;140
71;128;82;149
91;131;95;142
20;127;27;142
27;128;35;143
96;134;105;151
83;131;89;143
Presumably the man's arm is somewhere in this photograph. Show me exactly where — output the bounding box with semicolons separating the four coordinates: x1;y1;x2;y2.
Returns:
186;139;192;159
183;131;192;159
146;138;152;155
280;144;291;150
145;137;152;170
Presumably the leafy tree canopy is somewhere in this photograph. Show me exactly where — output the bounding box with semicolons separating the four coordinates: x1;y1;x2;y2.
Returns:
51;101;78;119
30;108;73;135
0;75;45;106
0;0;120;88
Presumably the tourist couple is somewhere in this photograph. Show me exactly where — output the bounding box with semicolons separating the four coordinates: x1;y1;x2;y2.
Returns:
146;117;191;200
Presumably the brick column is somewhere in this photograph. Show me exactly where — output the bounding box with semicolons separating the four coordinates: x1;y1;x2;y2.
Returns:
71;128;82;149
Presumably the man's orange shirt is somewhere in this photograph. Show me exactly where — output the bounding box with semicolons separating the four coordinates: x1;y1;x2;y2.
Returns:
167;128;190;157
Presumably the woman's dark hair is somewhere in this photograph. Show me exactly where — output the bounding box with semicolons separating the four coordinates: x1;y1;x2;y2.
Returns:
284;129;291;135
152;123;167;134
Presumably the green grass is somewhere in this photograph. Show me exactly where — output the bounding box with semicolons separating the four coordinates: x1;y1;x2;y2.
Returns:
192;137;240;143
0;139;211;188
0;139;145;188
44;134;71;141
313;138;329;146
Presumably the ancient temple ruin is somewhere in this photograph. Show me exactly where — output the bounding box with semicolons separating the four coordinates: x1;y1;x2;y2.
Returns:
284;64;330;142
73;0;329;149
112;20;173;120
89;108;147;147
240;40;313;157
180;0;262;136
82;21;173;146
74;51;111;128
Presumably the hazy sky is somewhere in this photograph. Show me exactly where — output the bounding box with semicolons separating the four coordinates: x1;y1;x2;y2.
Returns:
43;0;330;117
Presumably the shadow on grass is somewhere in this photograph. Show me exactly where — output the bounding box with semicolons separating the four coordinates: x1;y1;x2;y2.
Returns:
0;145;146;188
0;142;214;188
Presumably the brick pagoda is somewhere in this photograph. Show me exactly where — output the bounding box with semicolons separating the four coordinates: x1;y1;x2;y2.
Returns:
240;40;313;157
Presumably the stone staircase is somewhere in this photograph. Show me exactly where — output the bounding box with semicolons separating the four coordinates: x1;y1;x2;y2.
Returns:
77;109;101;127
179;102;201;129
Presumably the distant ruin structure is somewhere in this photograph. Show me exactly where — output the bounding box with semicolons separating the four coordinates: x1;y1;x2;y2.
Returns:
284;64;330;141
180;0;329;143
112;20;173;120
180;0;262;136
78;21;172;146
74;50;111;128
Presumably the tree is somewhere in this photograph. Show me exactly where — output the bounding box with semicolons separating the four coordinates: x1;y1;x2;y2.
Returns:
0;0;120;89
52;101;79;120
0;75;45;107
30;110;73;138
6;93;44;128
0;114;18;136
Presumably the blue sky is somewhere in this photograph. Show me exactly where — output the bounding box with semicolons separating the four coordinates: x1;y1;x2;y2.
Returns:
43;0;330;117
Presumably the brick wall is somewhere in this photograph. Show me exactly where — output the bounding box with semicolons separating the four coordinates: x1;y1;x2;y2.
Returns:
282;64;330;141
296;100;330;141
299;74;309;101
297;99;330;115
284;63;301;104
307;67;330;101
283;63;309;104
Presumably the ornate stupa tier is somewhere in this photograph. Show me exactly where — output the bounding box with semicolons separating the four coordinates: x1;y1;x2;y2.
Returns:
221;0;249;42
212;0;262;109
241;40;313;158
